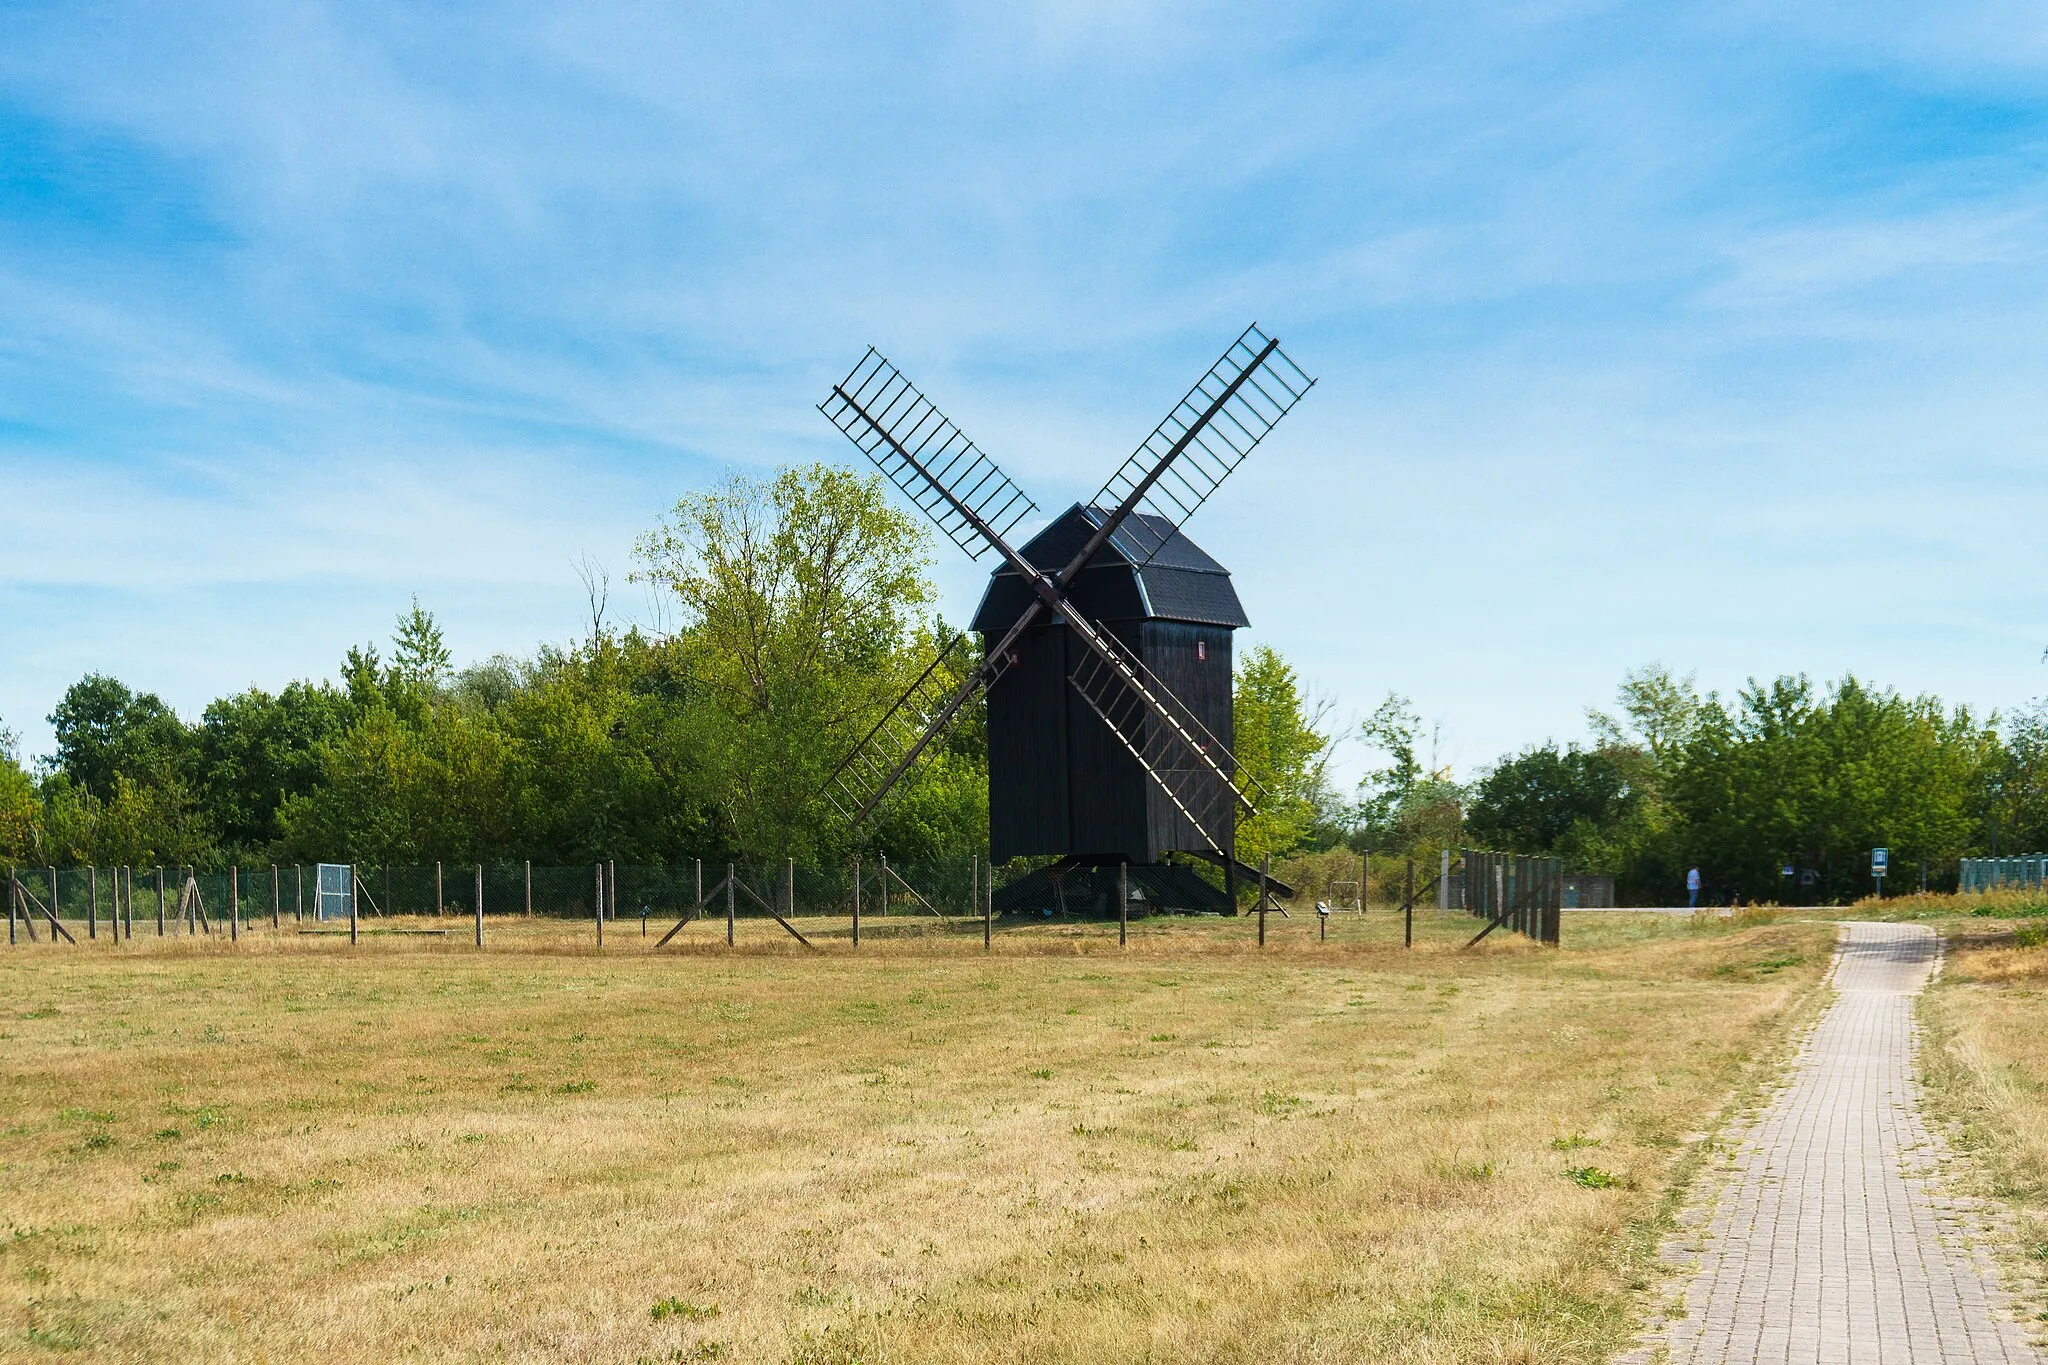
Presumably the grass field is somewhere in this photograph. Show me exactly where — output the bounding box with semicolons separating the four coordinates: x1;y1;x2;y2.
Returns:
1917;894;2048;1333
0;909;1836;1363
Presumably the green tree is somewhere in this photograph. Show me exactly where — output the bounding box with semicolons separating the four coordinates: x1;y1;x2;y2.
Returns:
633;464;941;859
197;682;349;855
1467;744;1634;855
48;674;194;797
393;597;453;690
1232;645;1334;866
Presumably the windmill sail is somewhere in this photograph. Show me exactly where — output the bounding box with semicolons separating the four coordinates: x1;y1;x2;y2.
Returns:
1060;611;1257;850
821;349;1039;562
1091;324;1314;565
822;634;1012;827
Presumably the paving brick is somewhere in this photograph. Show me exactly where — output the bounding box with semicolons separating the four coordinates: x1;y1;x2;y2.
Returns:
1633;922;2041;1364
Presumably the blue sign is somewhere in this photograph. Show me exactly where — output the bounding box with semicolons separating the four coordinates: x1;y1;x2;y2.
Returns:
1871;847;1889;876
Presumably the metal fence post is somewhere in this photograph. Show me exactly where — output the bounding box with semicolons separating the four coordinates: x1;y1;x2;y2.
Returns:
436;861;443;917
475;863;484;948
983;857;992;948
852;855;861;948
229;865;239;942
525;860;532;916
726;864;735;946
156;867;165;936
271;865;280;929
88;865;97;940
349;864;359;945
786;857;795;922
595;864;604;949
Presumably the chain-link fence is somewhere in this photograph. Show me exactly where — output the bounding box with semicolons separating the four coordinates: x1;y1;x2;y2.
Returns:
6;858;1002;940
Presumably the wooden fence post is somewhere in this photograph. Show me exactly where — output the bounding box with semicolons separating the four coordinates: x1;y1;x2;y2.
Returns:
1404;860;1414;948
475;863;484;948
1118;860;1128;948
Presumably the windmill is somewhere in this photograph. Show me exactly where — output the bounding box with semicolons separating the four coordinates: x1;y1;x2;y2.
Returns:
818;324;1313;910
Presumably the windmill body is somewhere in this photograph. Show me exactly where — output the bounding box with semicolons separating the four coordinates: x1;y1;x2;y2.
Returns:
972;504;1246;865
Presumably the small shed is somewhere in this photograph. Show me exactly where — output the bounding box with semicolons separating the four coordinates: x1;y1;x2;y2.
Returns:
971;504;1248;865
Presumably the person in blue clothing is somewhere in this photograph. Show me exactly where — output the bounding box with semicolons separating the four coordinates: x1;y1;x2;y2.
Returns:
1686;866;1702;909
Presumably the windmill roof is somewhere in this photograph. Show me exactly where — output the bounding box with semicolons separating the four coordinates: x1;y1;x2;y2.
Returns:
969;504;1250;633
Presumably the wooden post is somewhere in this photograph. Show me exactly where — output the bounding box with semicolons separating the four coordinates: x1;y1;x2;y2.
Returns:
851;855;861;948
525;860;533;916
156;867;166;936
1118;860;1128;948
595;864;604;949
1404;860;1414;948
726;863;735;947
88;865;98;940
1257;857;1268;946
349;864;359;945
230;866;239;941
475;863;484;948
436;861;443;917
271;865;280;929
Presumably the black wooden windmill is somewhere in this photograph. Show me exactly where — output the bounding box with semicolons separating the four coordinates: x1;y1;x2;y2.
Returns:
818;325;1313;912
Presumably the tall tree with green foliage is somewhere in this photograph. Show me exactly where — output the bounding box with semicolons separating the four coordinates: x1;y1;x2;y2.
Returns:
634;463;947;859
1231;645;1334;866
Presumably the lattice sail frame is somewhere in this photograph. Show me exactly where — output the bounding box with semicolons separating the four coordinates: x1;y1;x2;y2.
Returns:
821;349;1039;561
1092;324;1314;565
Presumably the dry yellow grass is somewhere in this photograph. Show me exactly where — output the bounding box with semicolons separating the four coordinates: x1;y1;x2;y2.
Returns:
1920;909;2048;1332
0;911;1834;1363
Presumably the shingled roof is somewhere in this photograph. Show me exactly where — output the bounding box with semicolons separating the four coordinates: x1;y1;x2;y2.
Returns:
969;503;1250;633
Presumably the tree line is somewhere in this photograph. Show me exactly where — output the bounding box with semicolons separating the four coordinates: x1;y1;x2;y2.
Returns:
2;463;2038;904
0;465;1330;877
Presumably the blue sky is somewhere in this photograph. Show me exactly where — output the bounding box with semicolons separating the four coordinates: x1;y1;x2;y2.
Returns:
3;0;2046;788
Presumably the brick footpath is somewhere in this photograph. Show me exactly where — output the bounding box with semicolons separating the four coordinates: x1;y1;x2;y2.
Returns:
1628;921;2042;1364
